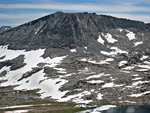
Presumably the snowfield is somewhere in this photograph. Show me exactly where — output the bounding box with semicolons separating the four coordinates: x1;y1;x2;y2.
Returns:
126;31;136;40
0;45;68;99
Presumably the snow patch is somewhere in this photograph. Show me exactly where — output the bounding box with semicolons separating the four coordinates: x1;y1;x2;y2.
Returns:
126;80;149;88
0;46;68;99
97;93;103;100
118;61;128;67
70;49;77;52
144;61;150;65
134;41;143;47
54;68;67;74
97;35;105;45
102;82;114;88
140;55;148;60
86;73;110;80
81;58;114;65
138;65;150;69
132;74;139;77
84;47;87;50
0;45;25;62
104;33;118;43
102;82;124;88
118;28;123;32
137;69;149;72
101;47;128;56
60;91;92;104
129;91;150;97
132;77;142;81
122;65;135;70
87;80;104;84
126;31;136;40
15;70;68;99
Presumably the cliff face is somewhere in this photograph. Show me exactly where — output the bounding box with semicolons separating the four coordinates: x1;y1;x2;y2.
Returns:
0;12;150;105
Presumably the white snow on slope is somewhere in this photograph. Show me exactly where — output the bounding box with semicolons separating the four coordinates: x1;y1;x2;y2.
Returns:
80;105;116;113
129;91;150;97
0;46;68;99
101;47;128;56
0;66;10;74
84;47;87;50
59;91;92;104
70;49;77;52
126;80;149;88
144;61;150;65
118;61;128;67
134;41;143;47
102;82;114;88
132;77;142;81
80;58;114;65
104;58;114;62
54;68;67;74
97;35;105;45
87;80;104;84
103;33;118;43
132;74;139;77
97;93;103;100
140;55;148;60
102;82;124;88
0;45;25;62
15;70;68;99
122;65;135;70
1;48;67;86
126;31;136;40
137;69;149;72
86;73;110;80
88;58;114;64
118;28;123;32
138;65;150;69
110;47;128;54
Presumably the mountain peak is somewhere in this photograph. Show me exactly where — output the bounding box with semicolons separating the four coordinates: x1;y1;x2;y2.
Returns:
1;12;150;105
0;12;149;50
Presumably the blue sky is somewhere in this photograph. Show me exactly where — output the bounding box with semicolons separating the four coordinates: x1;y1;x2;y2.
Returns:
0;0;150;26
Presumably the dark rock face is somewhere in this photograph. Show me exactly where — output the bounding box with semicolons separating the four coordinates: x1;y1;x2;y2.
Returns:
0;26;12;33
18;67;42;81
0;12;149;50
0;55;26;70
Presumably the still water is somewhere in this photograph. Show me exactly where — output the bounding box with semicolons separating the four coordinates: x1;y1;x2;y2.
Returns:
78;105;150;113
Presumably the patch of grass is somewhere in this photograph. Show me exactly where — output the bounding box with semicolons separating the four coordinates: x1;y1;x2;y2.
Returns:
0;86;87;113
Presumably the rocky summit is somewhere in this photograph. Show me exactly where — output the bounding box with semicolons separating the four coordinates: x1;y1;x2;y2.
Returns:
0;12;150;105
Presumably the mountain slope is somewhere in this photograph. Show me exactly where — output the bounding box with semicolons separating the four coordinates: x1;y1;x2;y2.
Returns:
0;12;150;105
0;26;11;33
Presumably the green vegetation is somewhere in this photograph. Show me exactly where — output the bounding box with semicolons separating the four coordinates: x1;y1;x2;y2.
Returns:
0;86;87;113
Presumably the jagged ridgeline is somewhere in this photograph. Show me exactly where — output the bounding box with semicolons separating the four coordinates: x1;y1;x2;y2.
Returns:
0;12;150;105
